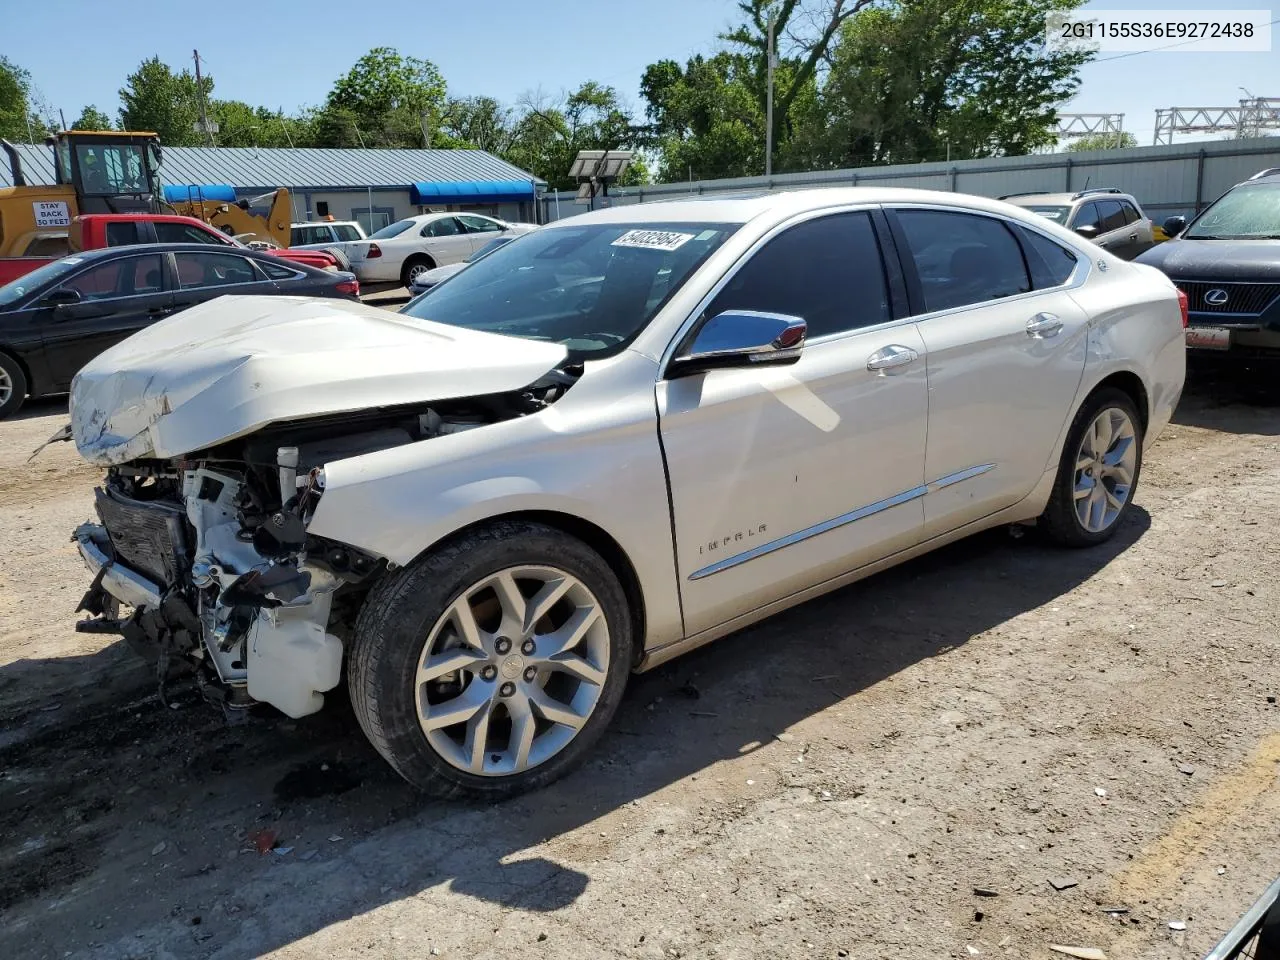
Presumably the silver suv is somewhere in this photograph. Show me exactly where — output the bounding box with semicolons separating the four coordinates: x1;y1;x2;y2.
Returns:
1000;188;1155;260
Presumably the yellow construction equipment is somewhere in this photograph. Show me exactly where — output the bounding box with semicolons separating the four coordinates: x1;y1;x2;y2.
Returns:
1;130;292;255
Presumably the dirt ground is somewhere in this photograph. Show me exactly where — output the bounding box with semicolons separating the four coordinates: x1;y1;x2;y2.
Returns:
1;362;1277;960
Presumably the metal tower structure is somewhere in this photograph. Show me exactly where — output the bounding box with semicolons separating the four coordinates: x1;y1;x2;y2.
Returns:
1053;113;1127;147
1153;97;1280;145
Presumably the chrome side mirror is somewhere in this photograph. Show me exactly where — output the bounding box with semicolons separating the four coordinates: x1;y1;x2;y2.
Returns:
670;310;806;377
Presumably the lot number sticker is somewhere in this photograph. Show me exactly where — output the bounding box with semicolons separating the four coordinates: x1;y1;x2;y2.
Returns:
33;201;72;227
611;229;694;252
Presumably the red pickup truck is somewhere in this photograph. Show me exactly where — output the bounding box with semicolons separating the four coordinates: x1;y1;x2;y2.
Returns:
0;214;339;286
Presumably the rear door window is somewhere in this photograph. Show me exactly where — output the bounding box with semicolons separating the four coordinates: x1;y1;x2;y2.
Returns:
1017;226;1079;289
894;209;1031;313
105;222;140;246
154;222;226;245
173;251;263;289
424;217;463;238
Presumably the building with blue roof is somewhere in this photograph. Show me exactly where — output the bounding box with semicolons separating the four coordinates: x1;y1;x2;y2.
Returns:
0;142;547;231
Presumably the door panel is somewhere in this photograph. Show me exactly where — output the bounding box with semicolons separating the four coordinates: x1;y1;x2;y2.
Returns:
890;208;1089;535
659;327;929;635
422;217;473;264
41;253;172;385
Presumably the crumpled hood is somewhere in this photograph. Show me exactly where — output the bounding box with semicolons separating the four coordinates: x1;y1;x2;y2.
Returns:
71;295;567;465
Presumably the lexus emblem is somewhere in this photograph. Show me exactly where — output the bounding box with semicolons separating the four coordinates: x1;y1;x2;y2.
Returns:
1204;288;1229;306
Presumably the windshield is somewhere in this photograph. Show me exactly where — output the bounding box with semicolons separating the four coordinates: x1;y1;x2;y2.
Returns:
467;236;513;262
400;222;741;360
0;256;85;309
1185;182;1280;239
369;219;416;240
1025;205;1070;224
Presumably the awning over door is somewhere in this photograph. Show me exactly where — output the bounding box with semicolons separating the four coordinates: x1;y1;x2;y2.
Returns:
409;180;537;205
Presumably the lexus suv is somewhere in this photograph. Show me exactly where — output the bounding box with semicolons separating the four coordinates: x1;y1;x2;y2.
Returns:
1137;167;1280;358
1001;187;1156;260
63;189;1185;799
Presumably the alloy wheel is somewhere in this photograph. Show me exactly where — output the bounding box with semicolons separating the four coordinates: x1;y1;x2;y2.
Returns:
0;368;10;407
415;565;611;777
1073;406;1138;533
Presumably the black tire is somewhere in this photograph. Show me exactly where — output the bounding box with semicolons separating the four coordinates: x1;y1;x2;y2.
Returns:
0;352;28;419
1040;387;1144;547
399;255;434;289
348;520;633;799
319;246;351;271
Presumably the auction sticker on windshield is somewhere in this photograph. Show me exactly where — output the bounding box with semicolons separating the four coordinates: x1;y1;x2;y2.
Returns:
612;229;694;251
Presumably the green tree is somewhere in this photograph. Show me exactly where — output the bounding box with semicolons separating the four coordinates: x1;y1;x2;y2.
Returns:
1067;131;1138;151
0;56;52;142
507;82;643;190
438;96;515;153
319;47;446;147
118;57;211;145
640;53;764;181
813;0;1091;166
70;105;114;131
723;0;876;172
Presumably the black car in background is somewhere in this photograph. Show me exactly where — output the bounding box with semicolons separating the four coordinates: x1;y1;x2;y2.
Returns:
1138;167;1280;360
0;244;359;418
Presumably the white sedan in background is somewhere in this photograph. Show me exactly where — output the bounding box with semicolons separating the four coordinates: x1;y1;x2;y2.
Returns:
351;213;537;287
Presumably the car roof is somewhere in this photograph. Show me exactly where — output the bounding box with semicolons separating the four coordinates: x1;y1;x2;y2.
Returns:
540;187;1093;229
1002;189;1136;205
291;220;362;227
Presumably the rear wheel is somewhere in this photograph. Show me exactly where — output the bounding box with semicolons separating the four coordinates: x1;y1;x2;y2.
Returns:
0;352;27;419
1040;388;1143;546
348;520;633;799
400;256;435;289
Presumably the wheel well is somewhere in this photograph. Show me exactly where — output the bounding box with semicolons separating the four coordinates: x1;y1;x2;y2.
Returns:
403;253;435;270
423;511;648;666
0;348;32;396
1090;370;1149;431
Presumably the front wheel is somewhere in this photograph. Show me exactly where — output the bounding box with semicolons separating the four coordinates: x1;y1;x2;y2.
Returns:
348;521;633;799
1040;387;1144;546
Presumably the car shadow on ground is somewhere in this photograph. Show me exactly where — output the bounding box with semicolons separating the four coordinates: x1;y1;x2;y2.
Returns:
0;507;1151;957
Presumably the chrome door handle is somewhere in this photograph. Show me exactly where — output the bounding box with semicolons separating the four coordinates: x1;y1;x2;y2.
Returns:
1026;313;1063;338
866;344;919;372
1128;233;1138;241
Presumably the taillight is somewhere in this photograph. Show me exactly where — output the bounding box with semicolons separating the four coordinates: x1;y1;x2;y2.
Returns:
366;243;381;259
335;278;359;297
1176;287;1189;328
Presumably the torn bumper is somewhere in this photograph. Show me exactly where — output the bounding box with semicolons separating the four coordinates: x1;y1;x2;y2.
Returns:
73;522;163;610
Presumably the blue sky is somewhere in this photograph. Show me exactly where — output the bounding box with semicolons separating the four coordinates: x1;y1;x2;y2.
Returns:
5;0;1277;149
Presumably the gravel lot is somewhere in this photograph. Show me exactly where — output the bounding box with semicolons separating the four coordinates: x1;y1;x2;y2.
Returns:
0;363;1277;960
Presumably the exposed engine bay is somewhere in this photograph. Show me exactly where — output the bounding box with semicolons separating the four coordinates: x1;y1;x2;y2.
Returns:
72;370;578;718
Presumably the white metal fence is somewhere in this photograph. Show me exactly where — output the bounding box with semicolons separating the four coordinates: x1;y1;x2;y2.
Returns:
540;137;1280;224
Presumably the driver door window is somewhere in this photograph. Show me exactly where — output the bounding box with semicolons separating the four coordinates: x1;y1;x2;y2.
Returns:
458;215;503;234
705;212;891;337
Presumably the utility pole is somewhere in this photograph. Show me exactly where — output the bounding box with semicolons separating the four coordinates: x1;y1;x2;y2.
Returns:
765;8;776;177
192;49;215;146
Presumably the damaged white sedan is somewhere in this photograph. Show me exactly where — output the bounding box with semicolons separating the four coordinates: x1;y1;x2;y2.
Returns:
68;189;1186;798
